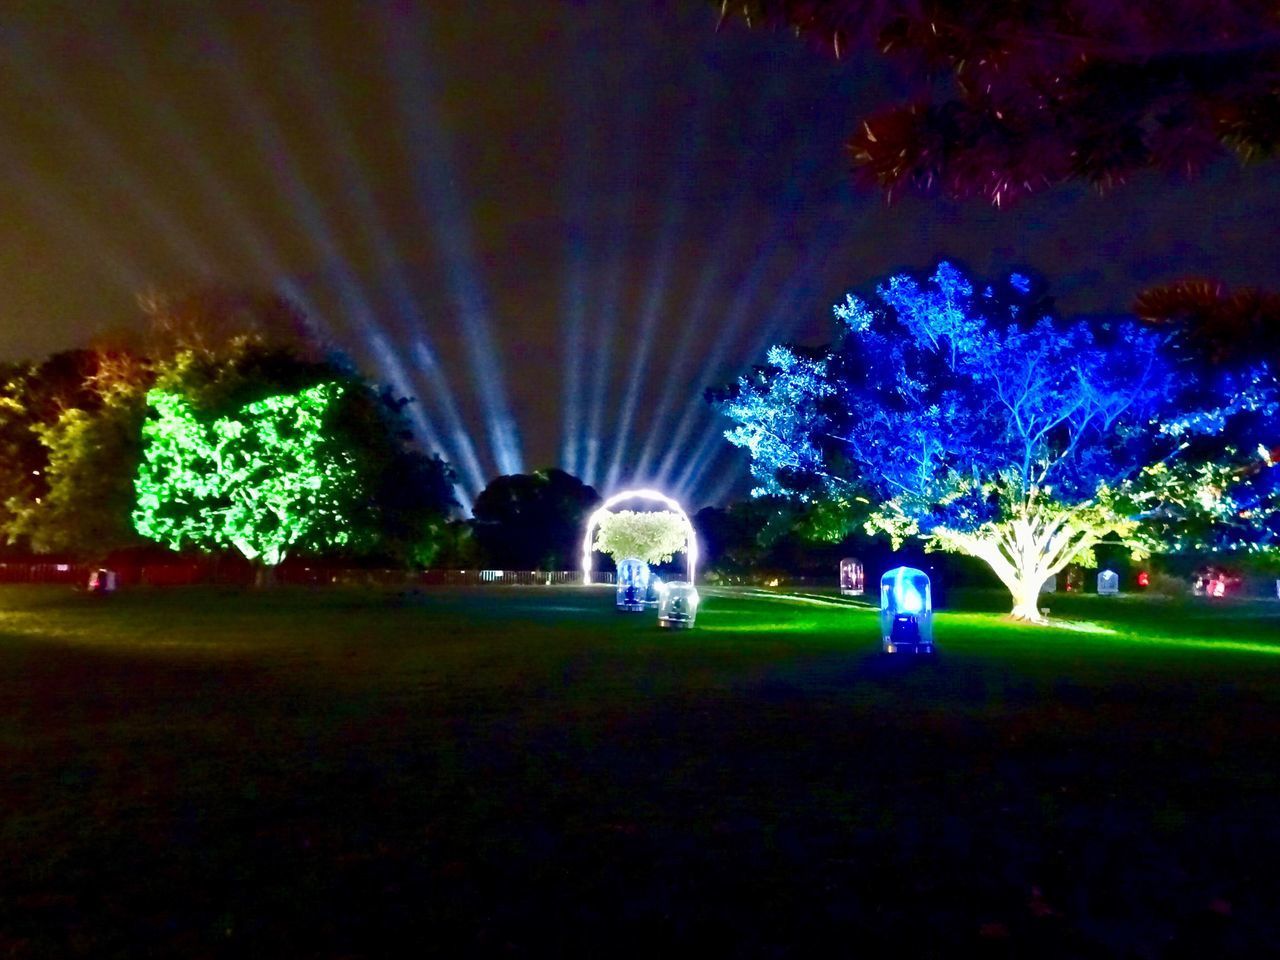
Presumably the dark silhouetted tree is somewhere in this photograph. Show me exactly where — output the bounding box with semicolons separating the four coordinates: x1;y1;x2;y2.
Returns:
471;470;602;570
716;1;1280;204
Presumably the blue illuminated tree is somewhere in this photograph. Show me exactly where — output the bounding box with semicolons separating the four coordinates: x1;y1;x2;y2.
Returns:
721;261;1279;620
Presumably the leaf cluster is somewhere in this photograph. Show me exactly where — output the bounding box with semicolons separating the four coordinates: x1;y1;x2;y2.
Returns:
593;509;690;566
717;1;1280;202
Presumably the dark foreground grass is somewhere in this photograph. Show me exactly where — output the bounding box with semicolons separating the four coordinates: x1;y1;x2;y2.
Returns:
1;585;1278;957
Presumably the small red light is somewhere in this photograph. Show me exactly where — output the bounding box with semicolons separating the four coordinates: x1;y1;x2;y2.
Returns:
1137;571;1150;588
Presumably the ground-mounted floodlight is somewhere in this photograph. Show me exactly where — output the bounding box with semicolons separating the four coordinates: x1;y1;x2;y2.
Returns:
839;558;865;596
880;566;934;654
582;488;697;585
615;557;651;613
658;580;699;629
1098;570;1120;595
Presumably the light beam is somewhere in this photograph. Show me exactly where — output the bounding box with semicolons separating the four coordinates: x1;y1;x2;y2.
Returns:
380;6;523;477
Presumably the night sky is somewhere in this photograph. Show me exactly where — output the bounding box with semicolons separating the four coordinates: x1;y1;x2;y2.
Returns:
2;0;1278;509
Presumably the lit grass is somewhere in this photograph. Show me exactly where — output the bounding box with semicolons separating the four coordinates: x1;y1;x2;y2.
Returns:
0;584;1277;955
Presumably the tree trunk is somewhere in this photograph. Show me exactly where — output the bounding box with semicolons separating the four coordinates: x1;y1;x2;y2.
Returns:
1008;578;1047;623
253;561;277;589
949;521;1083;625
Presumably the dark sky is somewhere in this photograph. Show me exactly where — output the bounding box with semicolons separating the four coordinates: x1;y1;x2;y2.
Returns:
1;0;1277;509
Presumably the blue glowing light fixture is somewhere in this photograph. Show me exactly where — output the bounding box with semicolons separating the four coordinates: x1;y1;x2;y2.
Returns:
879;566;934;654
615;557;651;613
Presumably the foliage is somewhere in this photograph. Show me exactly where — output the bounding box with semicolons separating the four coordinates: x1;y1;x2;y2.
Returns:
716;1;1280;203
432;519;483;569
1132;278;1280;561
593;509;690;567
0;351;119;548
1;289;456;568
134;383;359;566
140;286;322;365
326;385;458;567
1136;279;1280;368
2;349;154;559
6;394;148;559
471;469;601;570
694;497;862;578
719;260;1279;619
720;345;834;498
156;331;458;568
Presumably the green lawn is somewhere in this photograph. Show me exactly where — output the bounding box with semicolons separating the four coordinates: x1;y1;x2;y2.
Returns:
1;584;1278;956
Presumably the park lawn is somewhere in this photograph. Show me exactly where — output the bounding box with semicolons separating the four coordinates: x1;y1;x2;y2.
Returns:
0;584;1278;957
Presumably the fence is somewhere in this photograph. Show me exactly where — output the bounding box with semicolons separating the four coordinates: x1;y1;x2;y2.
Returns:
0;561;89;584
289;568;613;587
0;561;613;589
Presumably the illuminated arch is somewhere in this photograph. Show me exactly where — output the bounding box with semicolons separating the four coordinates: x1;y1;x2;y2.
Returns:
582;488;698;585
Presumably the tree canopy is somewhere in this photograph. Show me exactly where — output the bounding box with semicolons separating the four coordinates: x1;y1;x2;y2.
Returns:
471;469;601;570
593;510;691;567
1133;278;1280;561
1;354;101;528
716;1;1280;204
719;260;1279;619
1;287;458;570
134;383;357;567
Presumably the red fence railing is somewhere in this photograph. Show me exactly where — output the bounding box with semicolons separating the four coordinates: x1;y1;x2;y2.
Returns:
0;561;614;589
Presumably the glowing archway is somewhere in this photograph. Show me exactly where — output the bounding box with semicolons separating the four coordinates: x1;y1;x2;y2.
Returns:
582;488;698;585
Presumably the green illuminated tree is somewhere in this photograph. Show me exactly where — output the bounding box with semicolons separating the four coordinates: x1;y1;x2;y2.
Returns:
593;510;690;567
2;287;456;570
133;382;358;575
